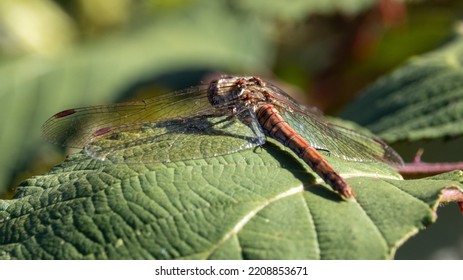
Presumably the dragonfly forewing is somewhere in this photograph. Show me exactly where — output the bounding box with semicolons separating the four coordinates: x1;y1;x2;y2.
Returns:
42;85;215;148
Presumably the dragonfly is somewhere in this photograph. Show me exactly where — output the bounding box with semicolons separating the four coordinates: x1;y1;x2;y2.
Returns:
42;76;404;199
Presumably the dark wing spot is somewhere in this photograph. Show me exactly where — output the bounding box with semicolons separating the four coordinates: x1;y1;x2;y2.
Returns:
53;109;77;118
93;127;113;137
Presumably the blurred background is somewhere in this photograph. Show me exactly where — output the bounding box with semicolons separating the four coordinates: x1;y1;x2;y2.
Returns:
0;0;462;259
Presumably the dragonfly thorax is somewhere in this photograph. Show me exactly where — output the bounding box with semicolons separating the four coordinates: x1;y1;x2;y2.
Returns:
207;76;268;111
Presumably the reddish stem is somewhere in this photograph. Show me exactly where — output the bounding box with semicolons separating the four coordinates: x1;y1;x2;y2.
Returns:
398;161;463;178
398;150;463;215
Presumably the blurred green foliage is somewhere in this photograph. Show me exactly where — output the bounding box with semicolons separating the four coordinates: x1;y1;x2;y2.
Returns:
0;0;462;259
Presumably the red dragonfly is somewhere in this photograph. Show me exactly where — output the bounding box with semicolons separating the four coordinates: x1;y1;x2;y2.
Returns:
42;76;403;198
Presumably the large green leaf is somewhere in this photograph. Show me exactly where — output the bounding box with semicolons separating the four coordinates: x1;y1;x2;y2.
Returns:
0;138;461;259
341;35;463;144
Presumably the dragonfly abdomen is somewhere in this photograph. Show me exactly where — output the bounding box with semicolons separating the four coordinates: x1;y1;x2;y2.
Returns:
256;104;354;198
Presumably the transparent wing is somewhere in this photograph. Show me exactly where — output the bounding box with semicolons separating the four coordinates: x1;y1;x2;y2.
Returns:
280;110;404;166
83;112;266;163
260;82;403;166
42;85;216;148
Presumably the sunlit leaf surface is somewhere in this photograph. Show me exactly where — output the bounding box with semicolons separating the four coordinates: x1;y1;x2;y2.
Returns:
0;138;461;259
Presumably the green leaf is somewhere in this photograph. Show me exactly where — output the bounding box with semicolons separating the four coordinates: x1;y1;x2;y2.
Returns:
341;35;463;143
0;139;461;259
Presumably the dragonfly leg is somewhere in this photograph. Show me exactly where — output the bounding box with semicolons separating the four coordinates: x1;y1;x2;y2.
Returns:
235;109;266;145
196;109;266;146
